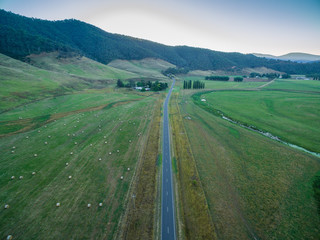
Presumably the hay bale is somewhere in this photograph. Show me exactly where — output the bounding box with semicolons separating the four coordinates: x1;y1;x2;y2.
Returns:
109;152;112;155
4;204;9;209
48;135;51;138
64;123;66;126
70;152;73;155
129;140;132;143
56;202;60;207
87;203;91;208
66;162;69;166
34;154;37;157
12;146;16;149
104;141;107;144
74;142;77;145
104;136;107;139
44;125;47;128
99;203;103;207
68;176;72;180
99;129;101;131
67;133;70;136
72;134;75;136
127;168;130;171
26;136;29;139
99;158;102;161
32;172;36;175
7;235;13;240
44;142;48;145
11;150;15;154
90;143;93;146
19;176;23;180
120;176;124;180
11;176;15;180
117;150;119;153
38;130;41;133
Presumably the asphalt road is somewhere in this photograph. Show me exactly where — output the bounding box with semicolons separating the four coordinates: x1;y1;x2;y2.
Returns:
161;78;176;240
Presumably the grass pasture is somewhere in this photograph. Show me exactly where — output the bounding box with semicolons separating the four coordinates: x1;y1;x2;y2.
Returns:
179;90;320;239
200;86;320;153
0;91;158;239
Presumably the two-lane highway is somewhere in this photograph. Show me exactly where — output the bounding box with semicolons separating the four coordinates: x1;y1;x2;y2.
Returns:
161;78;176;240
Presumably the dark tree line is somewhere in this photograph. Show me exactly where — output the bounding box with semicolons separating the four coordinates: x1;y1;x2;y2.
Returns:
117;79;168;91
205;76;229;81
306;74;320;80
183;80;205;89
234;77;243;82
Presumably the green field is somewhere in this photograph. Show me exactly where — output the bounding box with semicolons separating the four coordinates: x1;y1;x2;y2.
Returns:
265;79;320;92
200;90;320;153
178;89;320;239
0;91;158;239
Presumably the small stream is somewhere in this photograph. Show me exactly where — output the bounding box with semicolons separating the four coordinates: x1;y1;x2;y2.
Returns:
221;115;320;158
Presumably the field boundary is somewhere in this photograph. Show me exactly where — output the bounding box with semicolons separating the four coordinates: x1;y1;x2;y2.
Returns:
169;91;217;239
116;96;163;239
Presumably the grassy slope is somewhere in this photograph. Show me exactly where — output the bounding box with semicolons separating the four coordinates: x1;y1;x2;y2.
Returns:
0;53;86;111
108;58;174;79
28;52;138;80
201;81;320;153
179;89;320;239
0;92;158;239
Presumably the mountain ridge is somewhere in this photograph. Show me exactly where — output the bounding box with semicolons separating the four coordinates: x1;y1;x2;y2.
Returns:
253;52;320;63
1;9;320;74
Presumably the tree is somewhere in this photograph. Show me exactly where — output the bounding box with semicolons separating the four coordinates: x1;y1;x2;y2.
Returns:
234;77;243;82
117;79;124;87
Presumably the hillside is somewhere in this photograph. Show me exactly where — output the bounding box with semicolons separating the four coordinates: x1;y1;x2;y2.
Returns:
1;9;320;74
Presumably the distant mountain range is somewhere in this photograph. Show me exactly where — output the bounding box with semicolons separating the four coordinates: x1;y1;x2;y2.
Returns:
253;53;320;63
1;9;320;74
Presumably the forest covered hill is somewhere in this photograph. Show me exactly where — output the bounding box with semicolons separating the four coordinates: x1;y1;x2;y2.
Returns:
1;9;320;74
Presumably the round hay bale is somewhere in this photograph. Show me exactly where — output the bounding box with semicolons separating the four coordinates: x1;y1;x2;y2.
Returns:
64;123;66;126
32;172;36;175
66;163;69;166
87;203;91;208
44;142;48;145
109;152;112;155
67;133;70;136
127;168;130;171
34;154;37;157
99;203;103;207
120;176;124;180
19;176;23;180
11;176;15;180
7;235;13;240
4;204;9;209
104;141;107;144
11;151;15;154
104;136;107;139
48;135;51;138
70;152;73;155
129;140;132;143
26;136;29;139
44;125;47;128
72;134;75;136
56;202;60;207
99;158;102;161
68;176;72;180
117;150;119;153
90;143;93;146
38;130;41;133
12;146;16;149
74;142;77;145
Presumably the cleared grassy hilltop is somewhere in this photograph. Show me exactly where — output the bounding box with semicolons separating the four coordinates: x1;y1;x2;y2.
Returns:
174;77;320;239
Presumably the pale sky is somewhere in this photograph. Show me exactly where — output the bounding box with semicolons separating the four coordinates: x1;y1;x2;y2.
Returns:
1;0;320;55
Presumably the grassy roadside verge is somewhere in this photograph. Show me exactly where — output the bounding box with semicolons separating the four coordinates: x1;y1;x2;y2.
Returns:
169;92;217;239
118;96;163;239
